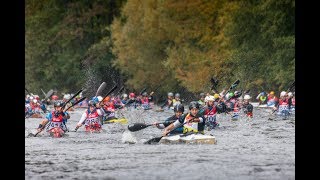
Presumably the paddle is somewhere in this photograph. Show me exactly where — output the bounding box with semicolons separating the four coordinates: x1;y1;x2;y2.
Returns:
44;89;54;100
143;118;196;144
114;86;125;96
99;84;118;105
25;88;31;95
40;88;47;97
139;87;147;96
128;123;154;132
96;82;107;97
65;97;86;111
287;80;295;92
210;77;219;93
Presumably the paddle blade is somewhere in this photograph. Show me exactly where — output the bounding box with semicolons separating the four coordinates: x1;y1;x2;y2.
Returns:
144;136;163;144
45;89;54;99
128;123;150;132
96;82;107;97
229;79;240;90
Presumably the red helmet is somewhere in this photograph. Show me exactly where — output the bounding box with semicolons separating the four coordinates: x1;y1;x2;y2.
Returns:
129;93;135;98
51;95;59;100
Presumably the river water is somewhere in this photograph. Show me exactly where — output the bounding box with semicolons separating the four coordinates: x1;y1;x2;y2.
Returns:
25;105;295;180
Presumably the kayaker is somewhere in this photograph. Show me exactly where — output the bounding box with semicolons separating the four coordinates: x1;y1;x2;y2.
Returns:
287;92;295;113
202;96;220;135
36;100;70;135
101;96;117;121
162;101;206;136
267;91;278;107
172;93;182;107
152;104;185;134
273;91;290;119
256;91;267;105
241;95;254;118
75;100;104;132
198;92;206;107
160;92;174;110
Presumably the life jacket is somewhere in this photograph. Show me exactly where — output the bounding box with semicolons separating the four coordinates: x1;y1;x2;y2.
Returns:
267;96;278;106
182;113;204;134
84;109;101;127
46;111;66;132
278;98;289;112
204;105;217;123
259;96;267;102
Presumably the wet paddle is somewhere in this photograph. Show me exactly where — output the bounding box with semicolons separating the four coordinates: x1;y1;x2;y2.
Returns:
128;123;154;132
96;82;107;97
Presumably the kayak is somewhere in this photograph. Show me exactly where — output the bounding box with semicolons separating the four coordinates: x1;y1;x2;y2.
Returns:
103;118;128;124
159;133;217;145
252;102;274;109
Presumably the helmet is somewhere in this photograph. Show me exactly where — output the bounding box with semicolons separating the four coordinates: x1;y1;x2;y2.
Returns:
213;94;220;99
234;91;241;96
63;94;71;100
204;96;209;103
200;93;205;97
34;95;40;100
168;92;174;97
288;92;293;97
88;100;96;107
97;96;103;102
269;91;275;95
51;95;59;100
228;92;234;97
244;95;251;100
189;101;200;110
92;97;99;103
280;91;287;97
207;96;215;102
173;104;184;113
142;92;148;96
122;93;128;98
54;100;65;107
261;92;267;96
175;93;180;98
129;93;135;98
32;99;38;103
103;96;110;103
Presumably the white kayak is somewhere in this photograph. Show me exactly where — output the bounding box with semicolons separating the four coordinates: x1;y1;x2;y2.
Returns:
252;102;274;109
159;133;217;145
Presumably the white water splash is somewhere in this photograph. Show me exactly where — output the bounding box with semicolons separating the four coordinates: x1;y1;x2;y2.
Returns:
121;130;137;144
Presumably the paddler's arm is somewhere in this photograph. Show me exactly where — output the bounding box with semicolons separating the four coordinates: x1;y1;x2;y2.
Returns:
76;112;87;128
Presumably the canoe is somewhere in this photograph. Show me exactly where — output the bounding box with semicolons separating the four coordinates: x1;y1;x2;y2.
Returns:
103;118;128;124
159;133;217;145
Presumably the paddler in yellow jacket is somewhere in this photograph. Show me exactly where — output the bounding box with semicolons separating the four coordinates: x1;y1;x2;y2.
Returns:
162;101;205;136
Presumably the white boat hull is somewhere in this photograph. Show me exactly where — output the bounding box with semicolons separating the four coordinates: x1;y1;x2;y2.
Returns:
159;133;217;144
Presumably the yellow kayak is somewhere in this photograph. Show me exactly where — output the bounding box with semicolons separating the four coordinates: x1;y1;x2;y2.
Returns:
103;118;128;124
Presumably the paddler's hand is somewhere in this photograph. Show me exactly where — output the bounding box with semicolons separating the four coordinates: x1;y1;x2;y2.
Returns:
76;123;82;128
162;128;170;136
152;122;159;126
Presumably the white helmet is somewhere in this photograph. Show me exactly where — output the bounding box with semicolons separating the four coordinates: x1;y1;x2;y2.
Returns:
122;93;128;98
97;96;103;102
64;94;71;100
206;96;215;102
288;92;293;97
280;91;287;97
33;99;37;103
244;95;251;100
